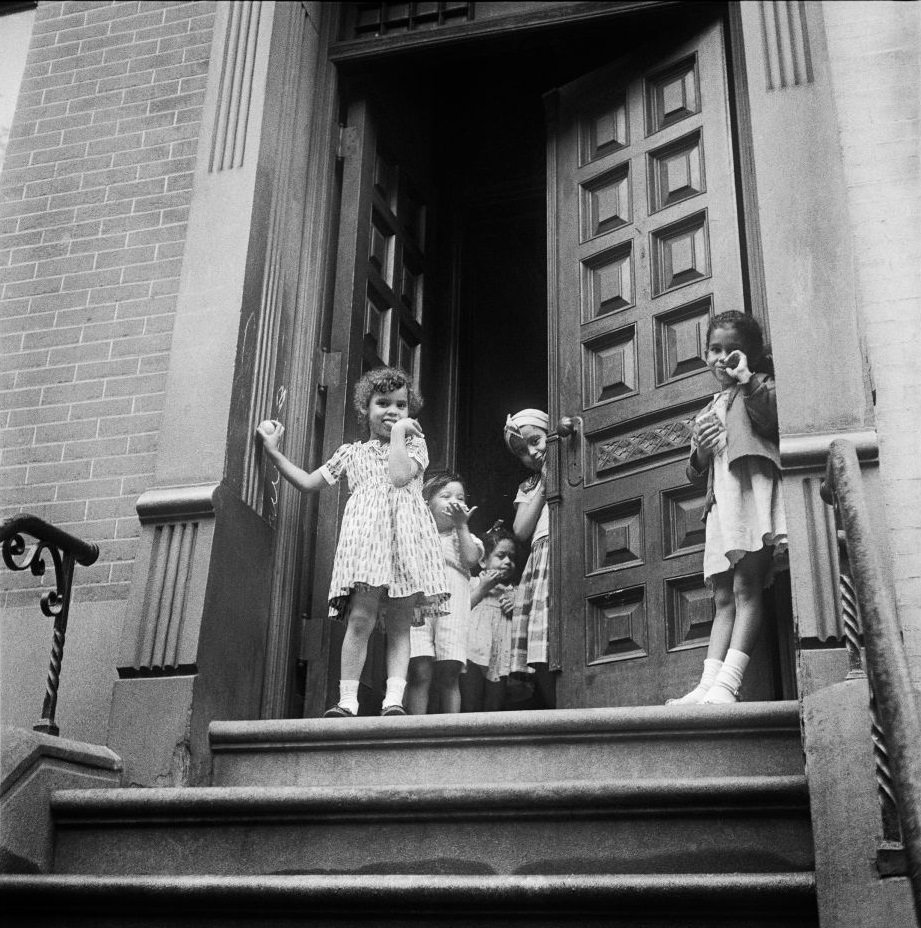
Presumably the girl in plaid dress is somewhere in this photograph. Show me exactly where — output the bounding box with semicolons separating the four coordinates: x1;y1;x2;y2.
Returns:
505;409;557;709
256;367;448;718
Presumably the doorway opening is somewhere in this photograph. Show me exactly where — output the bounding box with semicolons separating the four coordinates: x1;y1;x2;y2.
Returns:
319;4;793;715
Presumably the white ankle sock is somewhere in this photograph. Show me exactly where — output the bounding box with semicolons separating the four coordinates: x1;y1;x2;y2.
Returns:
702;649;749;704
338;679;360;715
667;658;724;705
382;676;406;709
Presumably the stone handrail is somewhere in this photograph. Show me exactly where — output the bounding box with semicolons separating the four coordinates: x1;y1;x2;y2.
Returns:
0;514;99;737
821;439;921;918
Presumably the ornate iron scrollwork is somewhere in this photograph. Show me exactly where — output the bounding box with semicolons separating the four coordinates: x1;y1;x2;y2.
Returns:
1;515;99;737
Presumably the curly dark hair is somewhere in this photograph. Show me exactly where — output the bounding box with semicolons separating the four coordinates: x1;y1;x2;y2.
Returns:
483;520;518;562
706;310;774;375
352;366;424;429
422;471;465;504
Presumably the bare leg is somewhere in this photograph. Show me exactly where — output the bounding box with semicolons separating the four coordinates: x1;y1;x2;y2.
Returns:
728;546;773;654
434;660;463;714
339;588;381;680
406;656;434;715
706;572;736;662
703;546;773;704
666;573;733;705
383;595;414;682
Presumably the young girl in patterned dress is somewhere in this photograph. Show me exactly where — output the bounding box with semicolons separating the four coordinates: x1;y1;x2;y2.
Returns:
461;522;518;712
256;366;448;718
504;408;557;709
667;311;786;705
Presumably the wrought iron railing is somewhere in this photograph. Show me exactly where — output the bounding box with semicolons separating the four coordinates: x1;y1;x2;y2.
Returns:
821;439;921;918
0;514;99;737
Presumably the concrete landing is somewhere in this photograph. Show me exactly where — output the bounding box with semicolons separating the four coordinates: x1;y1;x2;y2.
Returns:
210;701;803;788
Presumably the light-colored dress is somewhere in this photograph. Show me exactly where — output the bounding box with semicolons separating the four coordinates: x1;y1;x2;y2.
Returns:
468;576;515;682
701;390;787;583
509;476;552;672
411;530;484;662
320;437;448;623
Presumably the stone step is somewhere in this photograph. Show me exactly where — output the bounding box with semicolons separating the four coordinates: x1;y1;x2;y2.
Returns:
51;776;813;878
210;701;803;789
0;873;819;927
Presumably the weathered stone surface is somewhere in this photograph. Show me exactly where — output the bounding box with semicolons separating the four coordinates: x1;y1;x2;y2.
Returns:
1;727;121;874
210;701;804;788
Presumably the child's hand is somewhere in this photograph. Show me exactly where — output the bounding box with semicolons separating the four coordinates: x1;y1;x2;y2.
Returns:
692;414;721;460
256;419;284;452
723;350;752;385
498;587;515;616
480;568;502;590
390;418;424;440
447;499;477;527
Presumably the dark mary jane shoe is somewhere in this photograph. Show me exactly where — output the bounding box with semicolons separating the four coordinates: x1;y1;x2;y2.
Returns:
323;704;355;718
380;705;407;717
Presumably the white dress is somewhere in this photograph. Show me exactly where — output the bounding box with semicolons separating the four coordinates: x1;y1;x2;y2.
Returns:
702;390;788;583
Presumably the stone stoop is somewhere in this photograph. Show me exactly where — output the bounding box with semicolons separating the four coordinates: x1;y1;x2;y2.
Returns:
209;702;805;788
0;703;819;925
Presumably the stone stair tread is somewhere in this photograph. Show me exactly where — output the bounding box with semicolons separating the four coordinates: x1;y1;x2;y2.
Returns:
0;871;817;903
51;775;810;823
210;701;801;749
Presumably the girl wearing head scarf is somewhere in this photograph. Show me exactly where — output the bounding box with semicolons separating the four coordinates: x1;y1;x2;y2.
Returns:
503;408;556;709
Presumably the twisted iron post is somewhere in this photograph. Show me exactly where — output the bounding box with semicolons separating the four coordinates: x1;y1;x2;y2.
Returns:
1;514;99;737
821;439;921;918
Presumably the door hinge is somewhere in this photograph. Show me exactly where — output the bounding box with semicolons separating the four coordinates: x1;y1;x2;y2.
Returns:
316;348;342;392
337;125;359;161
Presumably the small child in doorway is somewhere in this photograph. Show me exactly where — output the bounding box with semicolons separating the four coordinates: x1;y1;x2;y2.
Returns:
461;522;518;713
406;473;484;715
256;366;448;718
504;408;557;709
668;310;787;705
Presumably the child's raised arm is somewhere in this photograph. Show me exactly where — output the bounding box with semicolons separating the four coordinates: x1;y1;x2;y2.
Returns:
387;418;424;487
447;501;482;569
513;475;545;543
256;421;327;494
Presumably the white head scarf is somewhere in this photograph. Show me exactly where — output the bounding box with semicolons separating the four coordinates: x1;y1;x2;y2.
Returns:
504;408;549;451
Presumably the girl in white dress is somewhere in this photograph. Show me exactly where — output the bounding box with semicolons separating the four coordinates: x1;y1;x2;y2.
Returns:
668;311;787;705
406;473;483;715
256;366;447;718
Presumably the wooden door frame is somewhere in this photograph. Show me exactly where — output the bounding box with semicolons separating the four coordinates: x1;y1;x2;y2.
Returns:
283;1;781;718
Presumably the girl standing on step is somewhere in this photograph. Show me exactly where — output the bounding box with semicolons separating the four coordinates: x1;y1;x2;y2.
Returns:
461;522;518;712
406;472;483;715
504;408;557;709
256;366;448;718
668;311;787;705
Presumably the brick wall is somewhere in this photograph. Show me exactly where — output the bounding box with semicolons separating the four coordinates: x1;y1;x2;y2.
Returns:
0;0;216;608
822;2;921;669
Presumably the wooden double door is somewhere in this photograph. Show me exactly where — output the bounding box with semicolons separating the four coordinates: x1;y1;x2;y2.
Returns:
305;13;778;713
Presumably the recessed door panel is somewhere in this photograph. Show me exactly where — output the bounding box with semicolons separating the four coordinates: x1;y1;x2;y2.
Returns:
550;16;755;707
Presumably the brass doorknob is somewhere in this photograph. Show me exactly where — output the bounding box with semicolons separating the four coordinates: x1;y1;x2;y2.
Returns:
558;416;579;437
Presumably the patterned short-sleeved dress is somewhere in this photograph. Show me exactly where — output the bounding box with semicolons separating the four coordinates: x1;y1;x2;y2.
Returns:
320;437;448;624
467;575;516;682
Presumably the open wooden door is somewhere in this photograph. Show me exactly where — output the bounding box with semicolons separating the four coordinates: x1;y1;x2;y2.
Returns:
549;15;772;708
301;88;448;717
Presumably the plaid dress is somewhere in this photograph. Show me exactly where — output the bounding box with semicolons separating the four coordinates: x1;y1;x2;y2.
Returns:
320;437;448;624
509;476;552;672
